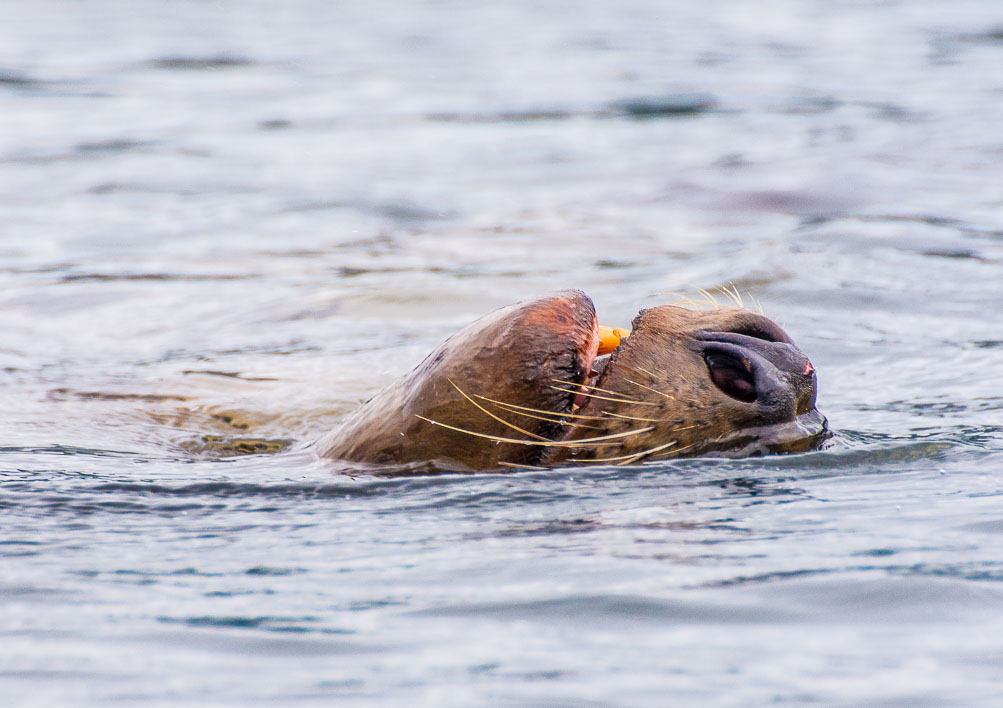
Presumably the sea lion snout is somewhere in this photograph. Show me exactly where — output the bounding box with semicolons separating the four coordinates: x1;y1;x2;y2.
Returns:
696;329;818;418
550;304;829;464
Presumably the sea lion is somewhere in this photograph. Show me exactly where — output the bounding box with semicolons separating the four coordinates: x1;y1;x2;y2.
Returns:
317;290;827;470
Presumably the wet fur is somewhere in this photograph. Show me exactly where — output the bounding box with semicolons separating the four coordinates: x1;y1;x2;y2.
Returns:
318;290;824;471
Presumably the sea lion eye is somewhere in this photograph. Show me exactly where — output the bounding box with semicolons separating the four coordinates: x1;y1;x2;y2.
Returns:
704;350;757;403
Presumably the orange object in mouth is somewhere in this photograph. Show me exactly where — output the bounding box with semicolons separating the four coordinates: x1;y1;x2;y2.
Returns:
596;326;630;356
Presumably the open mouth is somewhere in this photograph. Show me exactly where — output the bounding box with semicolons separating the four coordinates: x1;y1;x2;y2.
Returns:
572;355;607;409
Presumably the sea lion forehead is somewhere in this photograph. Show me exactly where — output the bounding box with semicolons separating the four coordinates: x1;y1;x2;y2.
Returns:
634;305;796;345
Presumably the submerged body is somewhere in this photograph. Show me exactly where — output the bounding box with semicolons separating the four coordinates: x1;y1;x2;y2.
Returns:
318;290;827;470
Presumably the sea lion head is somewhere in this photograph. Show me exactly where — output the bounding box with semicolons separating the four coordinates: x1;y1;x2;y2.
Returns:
318;290;828;471
544;303;827;466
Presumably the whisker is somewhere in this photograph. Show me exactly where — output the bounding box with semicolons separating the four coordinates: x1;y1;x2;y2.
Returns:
650;442;699;459
549;386;662;407
728;283;745;308
551;378;637;398
550;426;656;445
650;287;746;313
636;366;661;380
616;440;680;465
717;283;744;309
473;394;614;421
648;289;690;302
602;411;665;422
625;378;676;401
603;413;698;428
652;292;712;310
694;286;721;310
415;415;654;448
498;461;546;470
447;379;549;441
579;440;677;464
488;403;604;430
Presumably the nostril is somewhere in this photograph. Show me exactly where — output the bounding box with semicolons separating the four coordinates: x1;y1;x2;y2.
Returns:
704;350;757;403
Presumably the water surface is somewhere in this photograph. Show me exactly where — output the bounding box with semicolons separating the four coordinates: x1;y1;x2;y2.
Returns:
2;0;1003;704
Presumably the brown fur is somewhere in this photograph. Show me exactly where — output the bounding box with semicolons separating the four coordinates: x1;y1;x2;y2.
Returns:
544;305;823;465
317;290;598;469
318;291;827;471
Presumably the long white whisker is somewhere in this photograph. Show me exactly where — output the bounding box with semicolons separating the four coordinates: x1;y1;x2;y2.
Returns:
576;440;677;464
550;378;636;398
550;386;662;407
727;283;745;308
651;442;699;459
694;286;720;310
616;440;680;465
448;379;550;441
624;378;676;401
498;461;546;470
488;402;605;429
415;415;654;448
475;395;614;422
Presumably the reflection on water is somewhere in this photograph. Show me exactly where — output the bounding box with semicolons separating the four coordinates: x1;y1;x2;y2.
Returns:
2;0;1003;704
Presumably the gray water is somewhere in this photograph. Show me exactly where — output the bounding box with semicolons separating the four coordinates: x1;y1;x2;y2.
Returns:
2;0;1003;705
